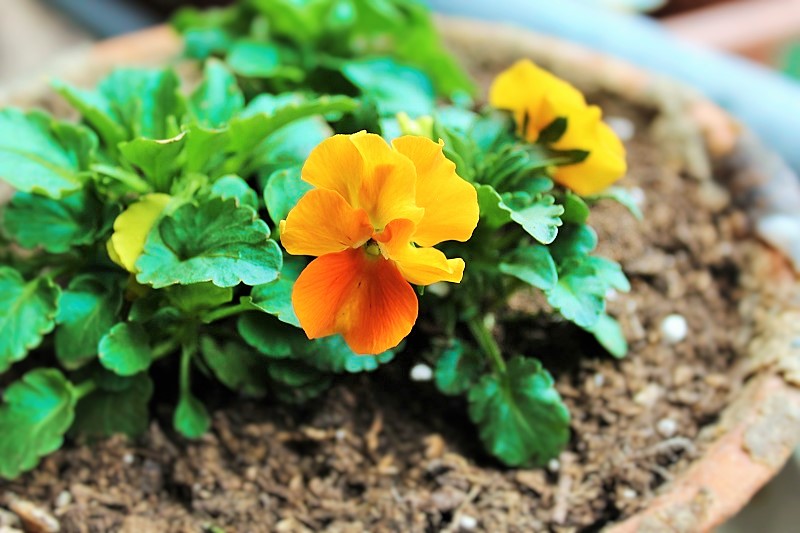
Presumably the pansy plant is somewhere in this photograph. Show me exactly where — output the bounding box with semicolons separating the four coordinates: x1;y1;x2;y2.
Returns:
0;0;634;478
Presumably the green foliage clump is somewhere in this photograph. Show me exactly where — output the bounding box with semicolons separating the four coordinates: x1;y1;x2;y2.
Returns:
0;0;637;477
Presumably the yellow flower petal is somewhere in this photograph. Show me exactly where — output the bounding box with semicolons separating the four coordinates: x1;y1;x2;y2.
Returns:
109;193;171;272
301;132;423;230
375;219;466;286
281;189;373;257
392;136;478;247
550;105;627;196
489;59;585;142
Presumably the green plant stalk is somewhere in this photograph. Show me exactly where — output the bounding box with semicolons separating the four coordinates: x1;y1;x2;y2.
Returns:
467;315;507;376
201;301;254;323
179;337;196;395
72;379;97;401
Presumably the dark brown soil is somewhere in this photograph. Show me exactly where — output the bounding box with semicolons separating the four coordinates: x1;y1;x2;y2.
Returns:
0;96;752;532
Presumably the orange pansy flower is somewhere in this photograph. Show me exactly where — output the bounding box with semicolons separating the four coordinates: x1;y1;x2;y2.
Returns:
281;132;479;355
489;59;627;196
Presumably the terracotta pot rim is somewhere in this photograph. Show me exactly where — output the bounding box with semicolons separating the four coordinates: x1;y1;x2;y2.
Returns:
1;17;799;533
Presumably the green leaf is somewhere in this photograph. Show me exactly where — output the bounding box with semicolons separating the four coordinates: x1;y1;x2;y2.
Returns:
199;336;269;397
476;184;512;229
210;175;259;210
228;95;358;157
98;323;153;377
227;40;304;80
537;117;568;144
71;373;153;440
52;80;128;149
561;191;590;225
586;314;628;359
189;59;245;128
97;68;186;140
136;197;282;288
267;359;332;404
119;133;186;193
434;339;485;396
546;259;607;328
468;357;569;467
0;369;76;479
166;282;233;313
0;109;93;197
302;335;395;374
588;186;643;221
499;245;558;292
55;274;123;370
0;268;61;372
341;58;435;116
585;256;631;293
237;313;306;358
174;392;211;439
3;189;117;254
249;255;305;327
263;166;313;227
549;224;598;262
503;193;564;245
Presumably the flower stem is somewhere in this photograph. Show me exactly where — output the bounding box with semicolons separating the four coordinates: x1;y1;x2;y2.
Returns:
467;315;507;376
201;301;254;323
179;337;197;394
73;379;97;401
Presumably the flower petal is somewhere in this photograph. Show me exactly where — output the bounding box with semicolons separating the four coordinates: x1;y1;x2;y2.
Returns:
281;189;373;257
349;132;424;230
375;219;466;286
110;193;171;272
392;136;478;246
551;105;627;196
489;59;587;142
301;134;364;204
292;248;418;354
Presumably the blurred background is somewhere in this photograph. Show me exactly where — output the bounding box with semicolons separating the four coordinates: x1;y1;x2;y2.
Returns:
1;0;799;531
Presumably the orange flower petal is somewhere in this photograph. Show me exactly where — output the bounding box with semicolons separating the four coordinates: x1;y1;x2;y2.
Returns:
292;248;418;355
375;219;466;286
281;189;373;257
392;136;478;247
349;132;424;230
301;134;364;205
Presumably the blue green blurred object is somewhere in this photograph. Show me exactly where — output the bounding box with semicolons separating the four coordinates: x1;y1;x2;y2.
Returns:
575;0;665;13
782;42;800;81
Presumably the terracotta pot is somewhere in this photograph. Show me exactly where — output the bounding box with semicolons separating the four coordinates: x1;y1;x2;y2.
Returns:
1;16;799;532
662;0;800;64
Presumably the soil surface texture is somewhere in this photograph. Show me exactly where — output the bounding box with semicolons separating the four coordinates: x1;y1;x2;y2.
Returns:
0;94;752;532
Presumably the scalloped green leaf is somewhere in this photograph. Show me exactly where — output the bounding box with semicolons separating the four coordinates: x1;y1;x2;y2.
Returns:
3;189;117;254
0;268;61;372
546;258;607;328
98;323;153;377
499;245;558;292
469;357;569;467
71;373;153;440
341;58;435;116
0;369;76;479
189;59;245;128
200;336;269;397
136;197;282;288
249;254;305;327
0;109;94;197
237;313;306;358
434;339;485;396
55;274;123;370
210;175;259;210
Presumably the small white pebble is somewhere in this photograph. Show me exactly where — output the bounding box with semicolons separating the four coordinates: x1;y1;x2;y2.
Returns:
55;490;72;509
459;515;478;530
335;429;347;441
593;373;605;388
660;314;688;344
547;459;560;473
427;282;450;298
410;363;433;382
657;418;678;438
622;488;638;500
605;288;619;301
606;116;636;142
629;187;646;208
122;453;135;465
